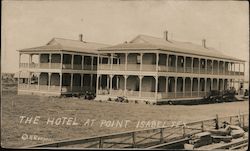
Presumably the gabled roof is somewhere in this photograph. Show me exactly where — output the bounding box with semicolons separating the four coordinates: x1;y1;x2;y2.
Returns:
100;35;244;62
18;38;110;54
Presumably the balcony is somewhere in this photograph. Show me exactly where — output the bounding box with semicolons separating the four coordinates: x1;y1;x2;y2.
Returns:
200;68;206;74
112;64;125;71
158;65;168;72
19;62;97;71
168;66;176;72
99;89;211;100
185;67;192;73
127;64;140;71
177;67;184;73
51;63;61;69
142;64;156;71
141;92;155;98
18;84;61;92
73;64;82;70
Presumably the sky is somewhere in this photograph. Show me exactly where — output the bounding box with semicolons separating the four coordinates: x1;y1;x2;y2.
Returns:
2;0;249;80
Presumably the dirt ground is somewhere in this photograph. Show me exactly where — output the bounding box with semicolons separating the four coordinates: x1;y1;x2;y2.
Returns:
1;86;249;148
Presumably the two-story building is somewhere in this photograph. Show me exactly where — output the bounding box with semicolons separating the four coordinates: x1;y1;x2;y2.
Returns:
17;35;109;96
95;31;245;103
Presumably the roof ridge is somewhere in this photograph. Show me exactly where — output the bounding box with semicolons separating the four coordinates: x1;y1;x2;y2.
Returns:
53;37;110;46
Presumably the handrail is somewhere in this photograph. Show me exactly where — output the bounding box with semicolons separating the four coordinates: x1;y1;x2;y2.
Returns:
23;113;248;148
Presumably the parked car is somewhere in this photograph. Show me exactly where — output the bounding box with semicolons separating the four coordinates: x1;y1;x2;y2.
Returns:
84;91;96;100
115;96;128;103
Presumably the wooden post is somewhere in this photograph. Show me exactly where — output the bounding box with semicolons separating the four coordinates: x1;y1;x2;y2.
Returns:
132;132;136;148
242;114;245;128
215;114;219;129
99;137;103;148
201;121;204;132
182;126;186;137
160;128;164;143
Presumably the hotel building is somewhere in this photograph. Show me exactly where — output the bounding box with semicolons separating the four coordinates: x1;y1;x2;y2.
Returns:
96;32;245;103
17;35;109;96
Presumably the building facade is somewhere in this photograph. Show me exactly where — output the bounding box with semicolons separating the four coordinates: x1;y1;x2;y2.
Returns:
95;32;245;103
17;35;109;96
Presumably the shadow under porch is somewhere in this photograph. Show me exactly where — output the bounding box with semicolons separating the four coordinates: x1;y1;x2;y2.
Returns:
17;72;96;96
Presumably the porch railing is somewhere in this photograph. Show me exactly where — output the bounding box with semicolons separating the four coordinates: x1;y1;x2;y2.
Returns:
126;91;139;97
51;63;61;69
112;64;125;71
142;64;156;71
141;92;155;98
73;64;82;70
127;64;140;71
97;63;243;76
84;65;92;70
40;63;50;69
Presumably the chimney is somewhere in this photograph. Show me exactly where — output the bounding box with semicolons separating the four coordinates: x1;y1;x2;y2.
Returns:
202;39;206;48
164;30;168;41
79;34;83;42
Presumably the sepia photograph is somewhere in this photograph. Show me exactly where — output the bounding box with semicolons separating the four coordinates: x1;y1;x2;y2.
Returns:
1;0;249;150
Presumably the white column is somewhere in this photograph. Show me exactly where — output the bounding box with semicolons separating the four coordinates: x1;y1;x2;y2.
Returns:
166;77;168;97
125;53;128;71
140;53;143;71
174;77;177;98
107;75;110;90
223;61;225;75
49;54;51;69
212;60;214;74
28;54;31;69
19;53;21;68
166;54;169;71
204;78;207;94
184;56;186;73
91;56;94;70
205;59;208;74
82;55;85;70
243;63;245;75
191;78;193;97
155;76;158;99
71;73;73;91
116;76;119;89
38;53;41;68
110;54;113;70
198;78;200;97
59;73;62;92
18;71;21;92
124;75;127;96
90;74;93;90
156;53;159;71
110;75;113;95
81;74;83;91
211;78;214;90
96;75;100;95
217;78;219;90
234;63;236;75
217;60;219;75
38;73;40;90
191;57;193;73
198;58;201;74
230;63;233;75
48;72;51;90
71;54;74;69
239;63;241;75
139;76;143;97
183;77;185;97
97;54;100;68
60;53;63;69
175;55;178;72
222;79;225;90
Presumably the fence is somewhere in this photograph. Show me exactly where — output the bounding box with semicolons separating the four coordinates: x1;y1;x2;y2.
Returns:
23;113;248;149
